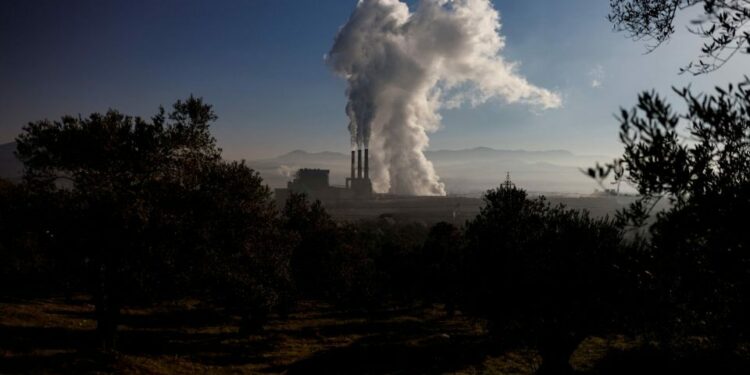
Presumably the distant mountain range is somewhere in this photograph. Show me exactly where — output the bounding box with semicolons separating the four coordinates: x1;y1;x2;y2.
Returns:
253;147;604;166
0;142;614;195
249;147;613;195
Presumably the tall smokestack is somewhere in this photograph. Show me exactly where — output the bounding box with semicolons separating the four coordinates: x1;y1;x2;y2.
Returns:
364;148;369;179
351;150;356;180
357;148;362;178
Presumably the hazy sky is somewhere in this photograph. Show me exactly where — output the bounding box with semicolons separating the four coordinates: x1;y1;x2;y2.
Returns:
1;0;747;160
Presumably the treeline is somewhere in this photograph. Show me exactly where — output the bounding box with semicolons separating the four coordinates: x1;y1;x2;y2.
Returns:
2;84;750;373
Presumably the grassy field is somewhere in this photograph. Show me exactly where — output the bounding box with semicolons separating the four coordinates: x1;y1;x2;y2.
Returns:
1;295;743;374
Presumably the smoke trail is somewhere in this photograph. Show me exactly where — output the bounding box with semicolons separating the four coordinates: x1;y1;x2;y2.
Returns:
327;0;562;195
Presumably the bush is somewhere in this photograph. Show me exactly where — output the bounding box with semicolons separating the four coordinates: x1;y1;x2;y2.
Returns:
590;79;750;350
417;222;463;314
462;185;628;374
14;97;293;345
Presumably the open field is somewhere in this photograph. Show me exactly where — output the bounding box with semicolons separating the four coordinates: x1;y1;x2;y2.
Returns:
0;296;583;374
4;295;745;374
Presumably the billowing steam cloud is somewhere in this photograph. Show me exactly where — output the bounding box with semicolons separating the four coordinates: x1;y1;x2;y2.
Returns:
327;0;562;195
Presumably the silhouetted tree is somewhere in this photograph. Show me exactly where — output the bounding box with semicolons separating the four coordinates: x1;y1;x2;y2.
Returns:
281;195;435;310
14;96;288;347
0;179;59;292
462;185;627;374
589;79;750;350
188;161;293;333
609;0;750;74
420;222;463;315
369;219;430;304
282;192;340;299
281;195;391;309
326;222;382;309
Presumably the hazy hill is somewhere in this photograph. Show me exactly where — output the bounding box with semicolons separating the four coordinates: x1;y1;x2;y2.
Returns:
0;142;617;195
247;147;615;196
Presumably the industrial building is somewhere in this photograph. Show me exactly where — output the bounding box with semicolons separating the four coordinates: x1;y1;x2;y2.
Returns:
345;147;373;196
274;146;372;206
273;146;494;224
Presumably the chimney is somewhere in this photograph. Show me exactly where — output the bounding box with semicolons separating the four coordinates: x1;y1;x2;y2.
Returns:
351;150;356;180
364;148;369;179
357;148;362;178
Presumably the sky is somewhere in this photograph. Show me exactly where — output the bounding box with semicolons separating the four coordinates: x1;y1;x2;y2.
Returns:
1;0;748;161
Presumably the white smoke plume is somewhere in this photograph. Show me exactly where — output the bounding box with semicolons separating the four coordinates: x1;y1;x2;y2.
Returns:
327;0;562;195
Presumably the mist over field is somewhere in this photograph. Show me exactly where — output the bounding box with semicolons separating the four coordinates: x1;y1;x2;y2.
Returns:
249;147;613;196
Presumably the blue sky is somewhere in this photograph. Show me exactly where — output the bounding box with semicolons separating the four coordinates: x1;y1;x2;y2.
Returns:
1;0;747;160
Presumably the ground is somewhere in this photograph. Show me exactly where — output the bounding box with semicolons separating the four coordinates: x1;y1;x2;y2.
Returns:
0;295;738;374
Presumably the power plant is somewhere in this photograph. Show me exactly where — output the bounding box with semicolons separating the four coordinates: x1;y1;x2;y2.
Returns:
345;147;373;197
274;145;372;204
273;145;488;224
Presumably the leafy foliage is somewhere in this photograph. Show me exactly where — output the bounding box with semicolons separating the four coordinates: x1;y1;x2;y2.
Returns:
13;96;289;346
419;222;463;314
609;0;750;74
187;161;293;332
590;78;750;349
462;185;628;374
0;180;64;292
282;195;432;310
282;192;338;299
